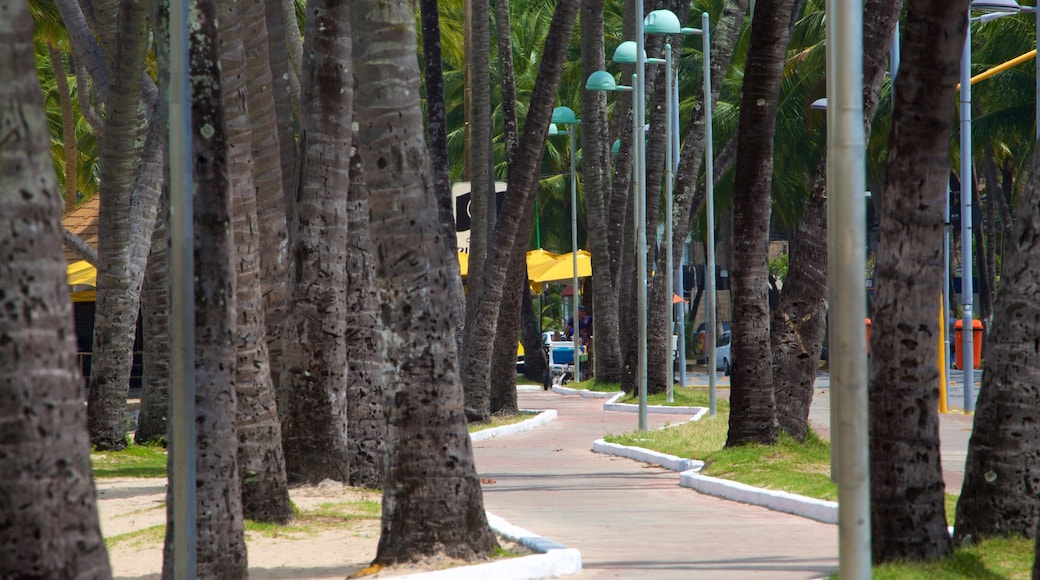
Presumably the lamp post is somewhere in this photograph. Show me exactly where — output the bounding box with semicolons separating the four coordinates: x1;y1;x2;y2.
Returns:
550;105;582;382
587;64;647;428
642;10;714;411
958;1;1029;412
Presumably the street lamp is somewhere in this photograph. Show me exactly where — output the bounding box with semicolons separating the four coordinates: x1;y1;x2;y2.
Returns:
550;105;582;382
641;10;714;411
586;12;649;430
958;1;1031;412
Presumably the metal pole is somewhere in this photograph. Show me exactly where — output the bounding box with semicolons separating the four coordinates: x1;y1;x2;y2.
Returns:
702;12;718;416
665;43;675;403
569;125;581;383
959;16;976;413
169;0;197;575
636;0;648;431
826;0;871;574
673;45;687;390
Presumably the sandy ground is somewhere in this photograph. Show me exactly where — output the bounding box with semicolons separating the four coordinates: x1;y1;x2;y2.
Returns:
98;477;526;580
98;477;383;579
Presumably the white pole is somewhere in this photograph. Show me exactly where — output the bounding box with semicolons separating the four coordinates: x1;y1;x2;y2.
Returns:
826;0;871;574
169;0;197;575
960;16;976;413
702;12;718;416
665;43;675;403
569;125;581;383
636;0;649;431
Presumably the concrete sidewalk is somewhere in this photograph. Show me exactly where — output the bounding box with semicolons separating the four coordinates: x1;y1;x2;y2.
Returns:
472;390;840;579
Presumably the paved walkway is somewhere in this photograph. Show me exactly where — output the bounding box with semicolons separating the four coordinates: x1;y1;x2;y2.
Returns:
472;390;840;579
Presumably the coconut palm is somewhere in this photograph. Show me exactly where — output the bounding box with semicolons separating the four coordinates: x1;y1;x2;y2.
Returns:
953;148;1040;544
0;3;110;574
869;0;967;563
726;0;802;447
280;0;353;484
350;0;498;563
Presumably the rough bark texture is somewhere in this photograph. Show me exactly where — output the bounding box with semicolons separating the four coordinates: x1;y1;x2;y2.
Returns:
350;0;498;563
459;2;578;416
953;151;1040;544
281;0;353;485
726;0;798;447
580;0;623;383
345;152;386;490
0;4;112;573
86;0;151;451
771;0;901;440
263;0;299;422
135;186;170;445
161;1;249;573
420;0;467;358
869;0;965;563
219;0;294;524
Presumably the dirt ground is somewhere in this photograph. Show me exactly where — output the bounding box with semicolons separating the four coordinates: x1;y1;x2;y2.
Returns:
98;477;525;580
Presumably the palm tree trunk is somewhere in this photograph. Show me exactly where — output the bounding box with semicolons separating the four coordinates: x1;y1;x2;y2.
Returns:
87;0;151;451
344;152;386;490
420;0;467;357
350;0;498;563
459;1;579;416
49;43;79;213
219;0;294;524
135;188;169;445
0;5;111;572
581;0;623;382
771;0;901;440
726;0;798;447
281;0;353;484
161;1;248;572
870;0;965;563
954;149;1040;543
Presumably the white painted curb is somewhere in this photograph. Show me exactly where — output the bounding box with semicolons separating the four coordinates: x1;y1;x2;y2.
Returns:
470;409;558;442
551;384;621;399
592;439;704;473
385;511;582;579
592;425;838;525
678;471;838;524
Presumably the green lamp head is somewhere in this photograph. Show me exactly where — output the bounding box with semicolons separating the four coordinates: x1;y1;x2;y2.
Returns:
586;70;620;92
551;106;579;125
644;9;682;34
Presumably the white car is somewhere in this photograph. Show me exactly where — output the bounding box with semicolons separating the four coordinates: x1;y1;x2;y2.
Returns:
703;331;732;376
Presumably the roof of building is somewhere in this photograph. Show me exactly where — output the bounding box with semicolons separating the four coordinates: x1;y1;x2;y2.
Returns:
62;196;99;264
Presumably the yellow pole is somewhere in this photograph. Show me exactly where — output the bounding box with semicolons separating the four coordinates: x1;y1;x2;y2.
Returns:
939;294;948;413
956;49;1037;90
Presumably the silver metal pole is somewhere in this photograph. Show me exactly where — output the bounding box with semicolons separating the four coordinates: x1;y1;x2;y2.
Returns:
959;17;976;413
169;0;197;575
665;43;675;403
826;0;871;574
636;0;648;431
944;182;951;411
569;125;581;383
702;12;718;416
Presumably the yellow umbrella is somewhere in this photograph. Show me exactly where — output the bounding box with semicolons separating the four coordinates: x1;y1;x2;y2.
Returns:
528;250;592;284
526;248;558;270
67;260;97;287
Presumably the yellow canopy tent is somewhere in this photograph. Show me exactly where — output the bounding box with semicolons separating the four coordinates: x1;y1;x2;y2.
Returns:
527;250;592;284
67;260;97;302
457;248;560;281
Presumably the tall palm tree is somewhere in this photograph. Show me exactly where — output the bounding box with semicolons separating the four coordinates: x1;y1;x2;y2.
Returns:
0;3;110;574
350;0;498;563
344;151;386;490
770;0;901;440
160;1;248;574
869;0;967;563
726;0;800;447
86;0;152;451
953;149;1040;544
219;0;294;523
280;0;353;484
459;0;578;419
